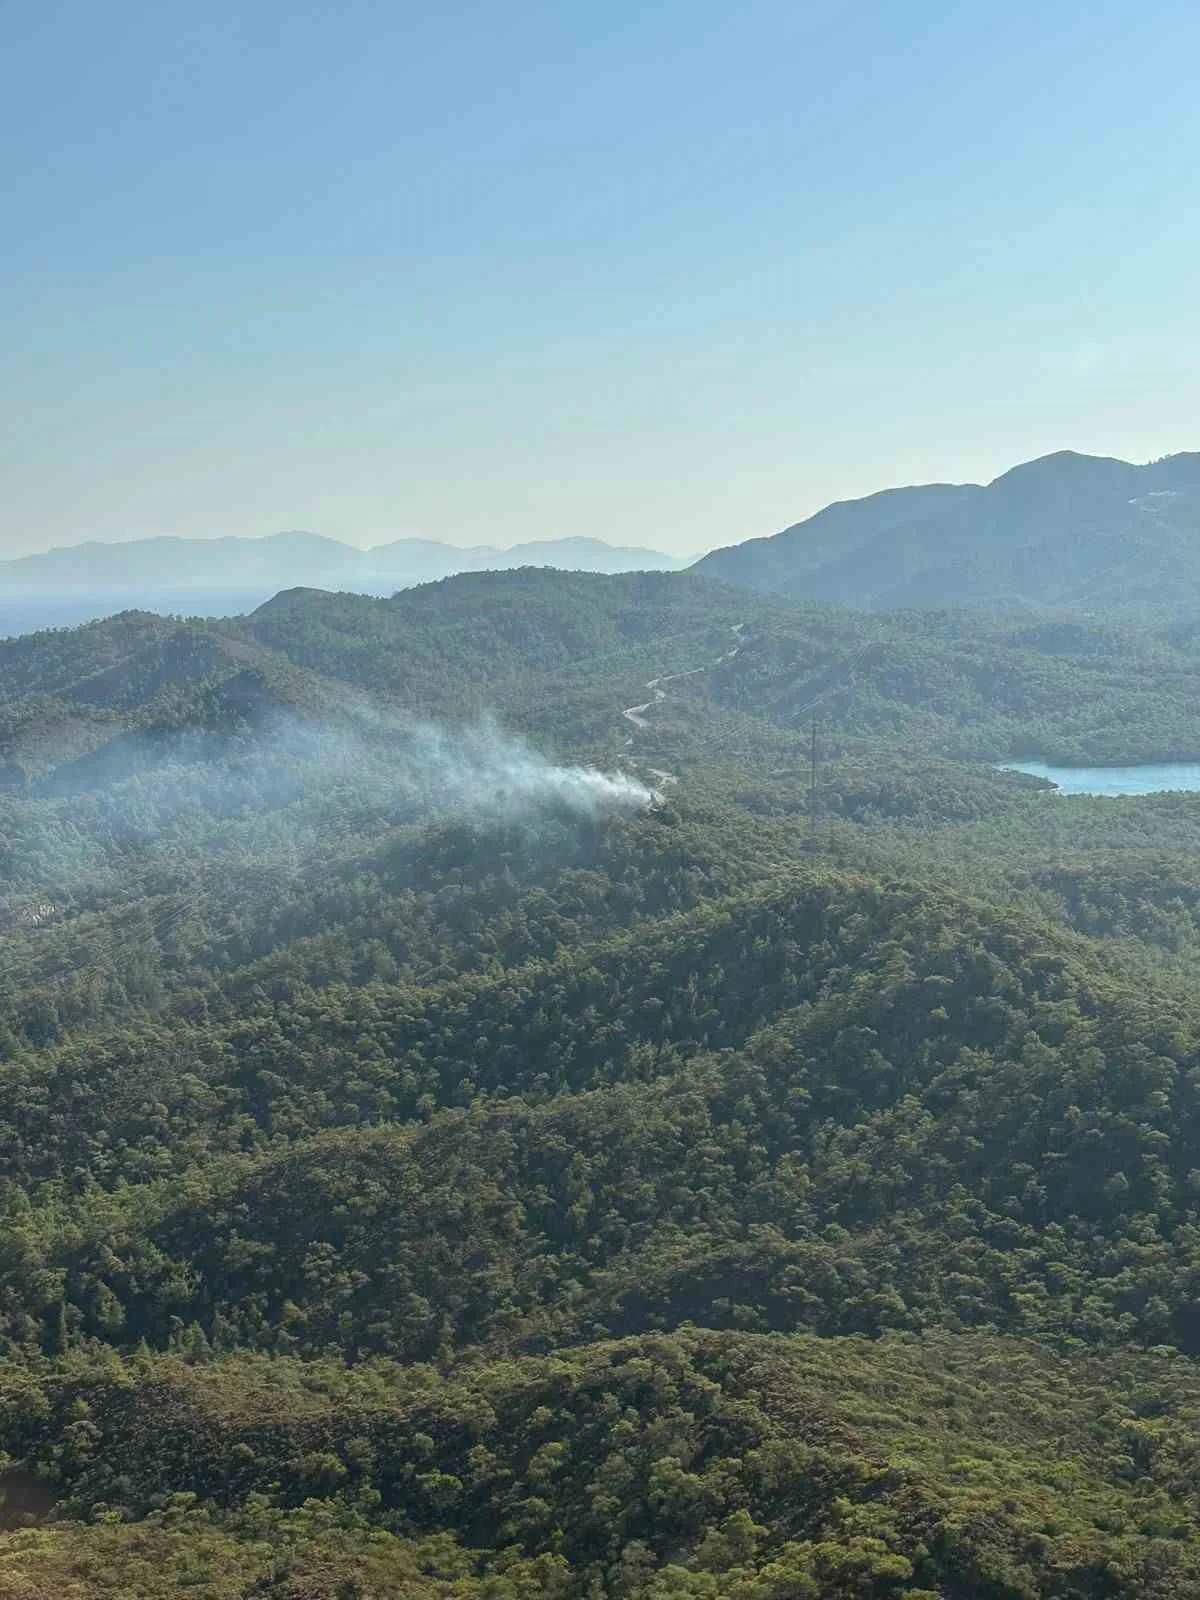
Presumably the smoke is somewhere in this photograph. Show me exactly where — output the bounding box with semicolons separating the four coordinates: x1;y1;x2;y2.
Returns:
379;718;658;819
0;708;659;980
27;705;660;883
0;689;669;1019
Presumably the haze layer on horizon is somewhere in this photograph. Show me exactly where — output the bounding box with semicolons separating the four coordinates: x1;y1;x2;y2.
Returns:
3;0;1198;559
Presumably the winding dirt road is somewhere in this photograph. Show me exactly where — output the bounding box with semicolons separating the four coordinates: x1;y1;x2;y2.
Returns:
621;623;744;782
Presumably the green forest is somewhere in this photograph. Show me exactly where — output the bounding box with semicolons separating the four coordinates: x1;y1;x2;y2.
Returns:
6;568;1200;1596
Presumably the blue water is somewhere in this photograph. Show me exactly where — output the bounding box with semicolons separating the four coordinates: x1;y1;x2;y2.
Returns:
1001;761;1200;796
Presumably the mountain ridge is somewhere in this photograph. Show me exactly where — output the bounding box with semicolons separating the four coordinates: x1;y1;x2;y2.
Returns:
0;530;684;582
11;446;1200;638
693;448;1200;616
0;531;685;637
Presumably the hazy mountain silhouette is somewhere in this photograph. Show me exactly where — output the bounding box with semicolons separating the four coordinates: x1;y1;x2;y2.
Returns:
694;450;1200;615
0;531;683;636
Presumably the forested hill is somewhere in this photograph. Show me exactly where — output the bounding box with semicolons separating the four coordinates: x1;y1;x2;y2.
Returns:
8;570;1200;1593
0;532;684;636
694;448;1200;616
6;567;1200;798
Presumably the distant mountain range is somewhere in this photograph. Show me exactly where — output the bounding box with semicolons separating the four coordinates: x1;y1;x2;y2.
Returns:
9;449;1200;639
695;450;1200;616
0;533;683;636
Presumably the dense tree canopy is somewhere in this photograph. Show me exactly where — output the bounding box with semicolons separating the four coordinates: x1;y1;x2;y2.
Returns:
6;569;1200;1595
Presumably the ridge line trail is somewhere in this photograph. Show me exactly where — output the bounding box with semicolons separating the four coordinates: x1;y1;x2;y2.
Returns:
621;623;744;780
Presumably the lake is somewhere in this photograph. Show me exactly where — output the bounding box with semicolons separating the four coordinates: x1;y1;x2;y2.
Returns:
1001;761;1200;796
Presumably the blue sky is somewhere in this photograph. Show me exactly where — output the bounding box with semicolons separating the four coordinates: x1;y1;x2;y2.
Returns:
3;0;1198;557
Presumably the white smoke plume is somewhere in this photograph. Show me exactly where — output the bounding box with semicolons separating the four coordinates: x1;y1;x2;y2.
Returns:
0;699;664;1006
383;719;658;818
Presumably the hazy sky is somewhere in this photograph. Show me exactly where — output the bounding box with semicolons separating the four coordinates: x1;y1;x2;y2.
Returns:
4;1;1198;558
